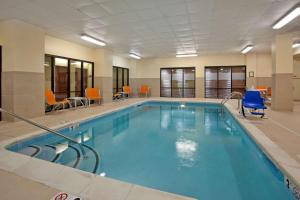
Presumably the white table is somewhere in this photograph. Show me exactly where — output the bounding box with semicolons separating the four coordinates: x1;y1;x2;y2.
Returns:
119;92;128;99
67;97;88;108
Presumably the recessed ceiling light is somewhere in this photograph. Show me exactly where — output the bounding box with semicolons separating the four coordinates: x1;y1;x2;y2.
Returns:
273;6;300;29
241;45;253;54
81;34;106;46
293;43;300;48
129;53;141;59
176;54;198;58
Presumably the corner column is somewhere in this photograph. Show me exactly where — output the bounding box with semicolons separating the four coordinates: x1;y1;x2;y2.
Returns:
0;20;45;121
94;49;113;103
271;34;293;111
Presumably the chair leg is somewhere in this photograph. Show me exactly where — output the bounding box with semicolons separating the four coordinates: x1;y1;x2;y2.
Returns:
261;109;265;118
242;106;246;118
53;104;59;111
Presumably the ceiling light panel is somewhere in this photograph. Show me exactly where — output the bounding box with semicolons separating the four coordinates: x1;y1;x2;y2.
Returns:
241;45;253;54
273;6;300;29
81;35;106;46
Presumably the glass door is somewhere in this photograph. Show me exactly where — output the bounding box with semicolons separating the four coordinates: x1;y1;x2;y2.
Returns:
54;57;69;100
83;62;93;92
44;55;52;91
204;67;218;98
205;66;246;99
160;69;172;97
183;68;196;98
218;67;231;98
160;67;195;98
112;66;130;94
123;68;129;86
113;67;117;94
172;69;184;97
232;66;246;94
117;67;123;92
44;54;94;111
70;60;82;97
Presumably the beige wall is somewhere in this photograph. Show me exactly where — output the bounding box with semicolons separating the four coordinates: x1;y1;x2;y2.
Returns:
112;55;137;79
133;53;272;97
246;53;272;77
272;34;293;74
135;54;246;78
294;59;300;101
45;36;136;78
0;19;276;121
257;54;272;77
45;35;95;62
0;20;45;73
294;46;300;55
246;53;272;88
271;34;294;111
0;20;45;120
135;53;272;78
44;36;136;102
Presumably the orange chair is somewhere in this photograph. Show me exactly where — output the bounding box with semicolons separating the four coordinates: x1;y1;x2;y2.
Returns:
45;89;70;111
139;85;150;97
256;85;267;95
267;87;272;97
123;86;133;97
256;86;267;91
85;88;102;106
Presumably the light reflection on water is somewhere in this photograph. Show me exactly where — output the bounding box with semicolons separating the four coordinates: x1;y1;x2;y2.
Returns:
176;137;197;167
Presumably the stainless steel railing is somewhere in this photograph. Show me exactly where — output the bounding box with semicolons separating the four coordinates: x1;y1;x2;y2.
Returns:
221;92;243;109
0;108;89;155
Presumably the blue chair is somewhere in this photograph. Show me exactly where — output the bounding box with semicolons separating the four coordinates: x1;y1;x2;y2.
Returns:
242;90;267;118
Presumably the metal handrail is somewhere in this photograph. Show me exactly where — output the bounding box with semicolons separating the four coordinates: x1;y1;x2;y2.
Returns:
0;108;89;156
221;92;243;109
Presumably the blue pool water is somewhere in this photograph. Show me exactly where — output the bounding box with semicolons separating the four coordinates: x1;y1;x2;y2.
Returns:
7;101;295;200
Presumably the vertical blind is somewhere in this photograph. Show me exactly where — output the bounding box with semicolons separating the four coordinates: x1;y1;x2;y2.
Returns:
205;66;246;99
160;67;196;98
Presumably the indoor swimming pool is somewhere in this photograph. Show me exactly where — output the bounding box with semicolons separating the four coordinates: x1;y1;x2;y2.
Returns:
7;101;295;200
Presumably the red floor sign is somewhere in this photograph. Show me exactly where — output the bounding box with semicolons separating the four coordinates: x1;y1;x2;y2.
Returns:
55;193;68;200
51;192;82;200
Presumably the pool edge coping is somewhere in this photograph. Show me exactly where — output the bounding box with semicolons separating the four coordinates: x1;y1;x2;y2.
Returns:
0;98;299;199
0;98;196;200
224;102;300;193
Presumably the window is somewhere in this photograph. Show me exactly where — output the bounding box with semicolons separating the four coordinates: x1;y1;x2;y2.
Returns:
44;56;52;91
83;62;93;90
205;66;246;99
44;55;94;101
70;60;82;97
160;67;195;98
113;66;129;94
54;57;68;100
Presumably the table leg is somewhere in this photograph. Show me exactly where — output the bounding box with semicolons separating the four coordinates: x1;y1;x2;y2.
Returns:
79;99;84;107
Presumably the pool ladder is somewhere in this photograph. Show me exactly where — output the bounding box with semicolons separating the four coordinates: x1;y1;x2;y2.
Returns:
0;108;100;173
221;92;243;110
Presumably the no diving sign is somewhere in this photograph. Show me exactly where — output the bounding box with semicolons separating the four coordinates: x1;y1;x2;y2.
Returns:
51;192;83;200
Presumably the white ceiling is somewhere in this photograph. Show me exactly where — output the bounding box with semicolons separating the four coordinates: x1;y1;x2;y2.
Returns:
0;0;300;58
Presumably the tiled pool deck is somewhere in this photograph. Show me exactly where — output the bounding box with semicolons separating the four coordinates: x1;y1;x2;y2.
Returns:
0;98;300;200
